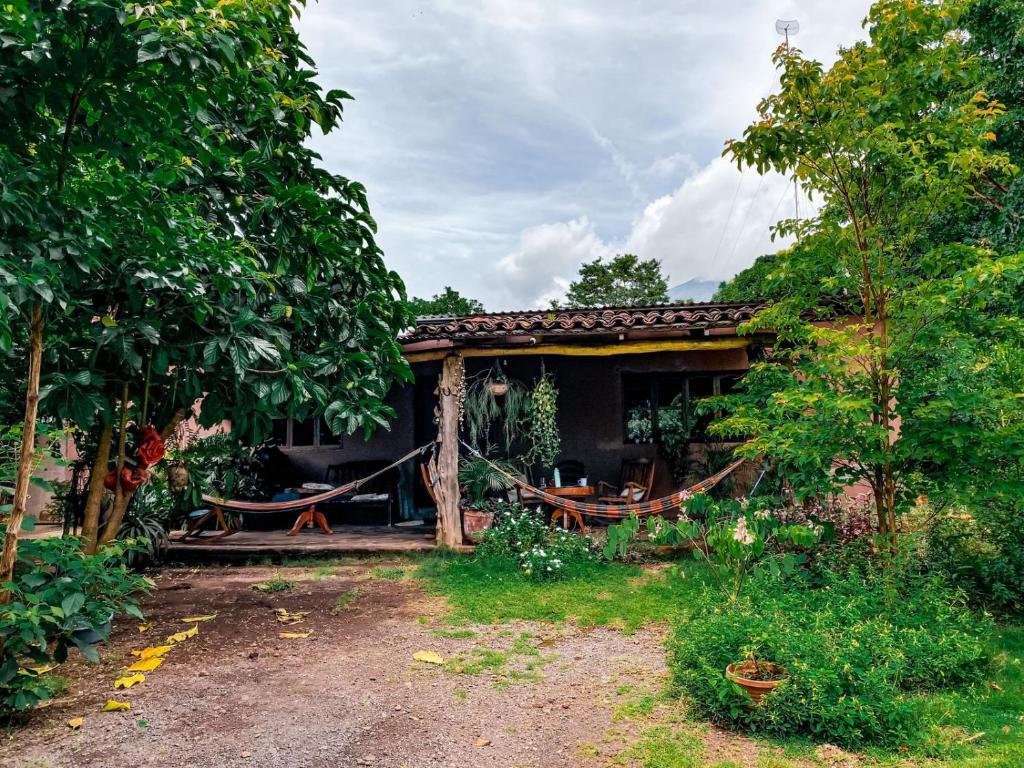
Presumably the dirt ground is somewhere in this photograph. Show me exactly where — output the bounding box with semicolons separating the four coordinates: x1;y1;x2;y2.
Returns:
0;561;674;768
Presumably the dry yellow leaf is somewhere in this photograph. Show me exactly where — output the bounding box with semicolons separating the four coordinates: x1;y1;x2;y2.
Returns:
180;614;217;623
101;700;131;712
126;656;164;673
274;608;309;625
474;738;491;747
114;673;145;689
131;645;172;660
413;651;444;665
138;622;153;633
279;631;312;639
165;624;199;644
67;717;84;730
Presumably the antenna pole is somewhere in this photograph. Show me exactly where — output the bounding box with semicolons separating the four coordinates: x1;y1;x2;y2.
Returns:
776;19;801;221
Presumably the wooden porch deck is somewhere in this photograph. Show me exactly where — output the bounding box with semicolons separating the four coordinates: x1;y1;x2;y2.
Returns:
166;524;439;561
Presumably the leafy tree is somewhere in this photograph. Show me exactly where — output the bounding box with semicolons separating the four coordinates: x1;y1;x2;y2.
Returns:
409;287;485;317
714;0;1023;535
560;254;669;308
0;1;410;560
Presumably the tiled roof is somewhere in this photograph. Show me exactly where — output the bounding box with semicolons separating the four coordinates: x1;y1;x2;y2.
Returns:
405;302;766;342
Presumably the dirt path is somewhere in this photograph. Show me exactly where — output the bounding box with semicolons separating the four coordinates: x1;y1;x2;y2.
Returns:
1;562;666;768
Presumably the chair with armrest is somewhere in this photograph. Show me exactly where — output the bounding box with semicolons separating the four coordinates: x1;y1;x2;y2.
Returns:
597;459;656;505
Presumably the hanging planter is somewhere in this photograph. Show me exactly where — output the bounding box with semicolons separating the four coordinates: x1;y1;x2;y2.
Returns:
486;381;510;397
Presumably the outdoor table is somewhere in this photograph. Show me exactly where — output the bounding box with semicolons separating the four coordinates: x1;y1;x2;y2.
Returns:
542;485;594;532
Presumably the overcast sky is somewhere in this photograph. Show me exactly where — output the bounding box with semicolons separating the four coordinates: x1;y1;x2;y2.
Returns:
297;1;871;310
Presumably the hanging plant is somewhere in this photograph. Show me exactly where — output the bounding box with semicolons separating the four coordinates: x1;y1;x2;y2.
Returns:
462;362;529;456
526;374;560;468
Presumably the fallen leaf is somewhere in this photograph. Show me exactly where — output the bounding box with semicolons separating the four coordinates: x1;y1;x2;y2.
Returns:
989;682;1004;692
274;608;309;625
67;717;84;730
131;645;172;660
126;657;164;673
101;700;131;712
114;673;145;689
413;651;444;665
279;631;312;639
138;622;153;633
474;738;491;747
165;624;199;644
180;614;217;623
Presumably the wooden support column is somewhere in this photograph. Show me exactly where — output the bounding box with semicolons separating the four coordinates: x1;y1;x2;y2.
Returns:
431;353;464;547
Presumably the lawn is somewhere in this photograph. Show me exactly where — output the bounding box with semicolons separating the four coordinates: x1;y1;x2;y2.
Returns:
418;552;1024;768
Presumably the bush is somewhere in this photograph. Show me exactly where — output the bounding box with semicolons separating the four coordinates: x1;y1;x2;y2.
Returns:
668;543;989;748
0;530;151;715
476;503;593;580
927;502;1024;614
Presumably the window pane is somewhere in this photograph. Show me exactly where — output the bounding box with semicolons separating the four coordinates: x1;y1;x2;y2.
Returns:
317;417;341;446
271;418;289;446
623;376;654;444
292;417;315;447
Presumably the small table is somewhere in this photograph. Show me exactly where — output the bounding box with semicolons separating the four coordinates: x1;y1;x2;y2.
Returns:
543;485;594;532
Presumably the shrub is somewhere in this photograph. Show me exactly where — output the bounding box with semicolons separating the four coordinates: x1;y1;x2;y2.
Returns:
0;531;151;715
668;543;989;748
476;503;593;580
927;502;1024;614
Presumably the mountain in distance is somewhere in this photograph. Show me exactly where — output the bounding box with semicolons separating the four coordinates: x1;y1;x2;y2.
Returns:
667;278;720;303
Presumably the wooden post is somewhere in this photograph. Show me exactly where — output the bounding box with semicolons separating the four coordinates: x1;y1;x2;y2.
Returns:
431;353;464;547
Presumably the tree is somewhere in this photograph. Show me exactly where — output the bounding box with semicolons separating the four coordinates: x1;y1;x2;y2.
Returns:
0;1;410;561
560;254;669;308
714;0;1023;536
409;287;484;317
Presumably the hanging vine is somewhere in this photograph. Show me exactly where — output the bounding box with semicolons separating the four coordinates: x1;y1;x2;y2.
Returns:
462;361;529;456
526;373;560;468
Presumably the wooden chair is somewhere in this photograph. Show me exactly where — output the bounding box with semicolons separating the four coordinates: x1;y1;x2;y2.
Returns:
597;459;656;505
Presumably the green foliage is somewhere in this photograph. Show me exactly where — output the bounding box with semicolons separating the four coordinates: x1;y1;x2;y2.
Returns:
409;287;484;317
604;497;820;602
560;254;670;308
251;573;294;593
462;364;530;457
457;458;517;507
118;481;174;566
173;433;273;506
717;0;1024;531
524;374;560;469
668;545;989;748
0;531;149;714
927;501;1024;614
475;503;592;580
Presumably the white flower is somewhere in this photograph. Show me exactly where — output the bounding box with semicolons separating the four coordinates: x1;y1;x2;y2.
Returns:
740;498;750;510
754;508;771;521
733;516;755;546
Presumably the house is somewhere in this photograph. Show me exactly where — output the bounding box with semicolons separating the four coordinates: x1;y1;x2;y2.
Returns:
271;301;770;544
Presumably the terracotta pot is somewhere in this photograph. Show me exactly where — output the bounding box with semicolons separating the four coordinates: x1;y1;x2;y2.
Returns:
462;507;494;543
725;661;788;704
486;381;509;396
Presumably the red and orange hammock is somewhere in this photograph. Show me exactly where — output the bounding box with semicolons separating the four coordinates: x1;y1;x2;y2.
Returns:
460;441;746;530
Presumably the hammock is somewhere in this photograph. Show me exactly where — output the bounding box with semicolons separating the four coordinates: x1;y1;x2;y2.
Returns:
462;441;745;521
185;443;433;539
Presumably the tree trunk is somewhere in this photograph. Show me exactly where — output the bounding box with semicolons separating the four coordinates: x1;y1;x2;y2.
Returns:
0;304;44;602
81;419;114;555
433;353;464;547
99;386;130;545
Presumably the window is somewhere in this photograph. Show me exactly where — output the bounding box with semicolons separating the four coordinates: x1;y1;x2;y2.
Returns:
270;417;343;449
623;372;743;444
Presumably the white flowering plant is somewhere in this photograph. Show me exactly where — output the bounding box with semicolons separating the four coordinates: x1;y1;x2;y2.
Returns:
476;502;593;580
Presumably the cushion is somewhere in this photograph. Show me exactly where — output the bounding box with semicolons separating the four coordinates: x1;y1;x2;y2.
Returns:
348;493;389;503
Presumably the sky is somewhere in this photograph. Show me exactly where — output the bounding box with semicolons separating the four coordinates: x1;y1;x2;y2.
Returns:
296;1;872;310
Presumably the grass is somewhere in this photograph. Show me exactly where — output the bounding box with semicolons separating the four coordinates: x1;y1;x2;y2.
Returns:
251;572;294;593
418;554;706;632
419;551;1024;768
370;565;408;581
331;588;364;614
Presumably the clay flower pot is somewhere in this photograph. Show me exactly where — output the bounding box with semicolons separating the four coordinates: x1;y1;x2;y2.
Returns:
725;661;788;704
462;507;494;543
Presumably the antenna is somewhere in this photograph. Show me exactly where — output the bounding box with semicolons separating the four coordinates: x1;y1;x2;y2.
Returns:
775;19;801;221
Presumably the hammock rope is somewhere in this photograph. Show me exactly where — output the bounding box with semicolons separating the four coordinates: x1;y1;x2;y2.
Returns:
460;440;745;520
201;443;434;513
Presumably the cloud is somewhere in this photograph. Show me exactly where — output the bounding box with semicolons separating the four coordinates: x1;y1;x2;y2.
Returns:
296;0;872;310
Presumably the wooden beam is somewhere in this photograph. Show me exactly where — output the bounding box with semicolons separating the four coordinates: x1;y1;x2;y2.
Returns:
405;337;751;364
430;353;464;547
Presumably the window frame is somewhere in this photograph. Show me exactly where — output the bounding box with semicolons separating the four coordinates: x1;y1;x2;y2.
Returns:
271;417;343;450
621;370;746;445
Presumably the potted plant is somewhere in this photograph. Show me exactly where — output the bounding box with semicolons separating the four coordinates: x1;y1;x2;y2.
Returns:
458;456;517;541
725;645;788;704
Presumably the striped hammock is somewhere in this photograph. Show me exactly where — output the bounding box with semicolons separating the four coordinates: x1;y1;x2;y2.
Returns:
467;446;746;520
